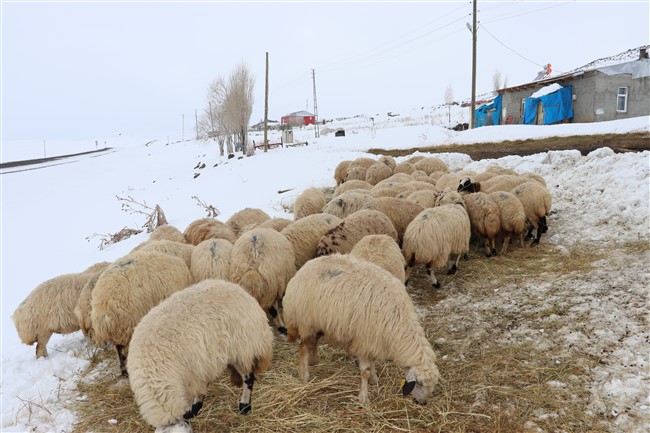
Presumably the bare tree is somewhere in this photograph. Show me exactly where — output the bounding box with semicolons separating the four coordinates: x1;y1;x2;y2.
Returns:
225;63;255;156
503;74;509;89
444;83;454;124
492;69;503;91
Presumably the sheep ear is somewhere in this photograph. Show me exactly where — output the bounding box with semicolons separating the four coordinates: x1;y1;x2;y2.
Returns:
402;379;416;396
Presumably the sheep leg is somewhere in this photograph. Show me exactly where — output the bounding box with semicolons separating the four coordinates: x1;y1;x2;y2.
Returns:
501;234;511;255
404;254;415;285
35;332;52;358
357;356;374;404
183;395;205;420
238;373;256;414
268;303;287;335
490;237;497;256
447;254;462;275
298;334;320;382
532;226;543;246
425;262;440;288
369;361;378;385
116;345;128;378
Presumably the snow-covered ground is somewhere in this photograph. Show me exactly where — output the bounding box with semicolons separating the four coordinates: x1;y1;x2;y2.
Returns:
1;111;649;432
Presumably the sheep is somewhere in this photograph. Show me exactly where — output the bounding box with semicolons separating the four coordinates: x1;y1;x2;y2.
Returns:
91;251;193;377
256;217;293;232
281;213;343;270
127;279;274;433
402;190;471;288
334;160;352;185
520;172;547;187
349;156;377;170
462;192;502;257
435;173;463;191
393;162;416;175
183;217;237;245
377;155;397;170
13;262;110;358
511;181;553;245
375;173;413;187
190;238;233;283
321;191;372;219
344;165;368;182
429;170;446;183
478;174;530;193
226;208;271;237
405;189;440;209
316;209;398;256
485;164;518;176
413;156;449;175
293;187;327;220
404;155;426;165
489;191;527;254
135;239;195;268
283;254;440;404
333;179;373;197
148;224;186;244
362;197;424;245
74;262;114;339
230;228;296;334
350;234;406;282
365;162;393;186
410;170;437;185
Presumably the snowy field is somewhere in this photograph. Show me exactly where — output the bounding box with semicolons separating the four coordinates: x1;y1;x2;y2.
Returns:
1;111;649;432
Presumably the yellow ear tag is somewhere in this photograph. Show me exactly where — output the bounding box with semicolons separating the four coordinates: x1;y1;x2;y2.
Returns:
400;379;406;387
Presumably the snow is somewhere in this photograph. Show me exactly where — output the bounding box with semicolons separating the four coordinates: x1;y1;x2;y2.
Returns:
1;111;649;432
531;83;563;99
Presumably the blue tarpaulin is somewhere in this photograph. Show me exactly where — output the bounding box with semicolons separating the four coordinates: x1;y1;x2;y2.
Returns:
524;85;574;125
474;94;502;128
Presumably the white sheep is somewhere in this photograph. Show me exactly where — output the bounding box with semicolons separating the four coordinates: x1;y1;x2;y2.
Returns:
281;213;343;270
321;191;372;219
293;187;327;220
402;190;471;288
333;179;373;197
127;279;274;433
13;262;110;358
91;250;193;377
393;162;416;175
489;190;527;254
283;254;440;404
334;160;352;185
344;165;368;182
350;234;406;282
477;174;530;193
511;181;553;245
148;224;186;243
405;189;439;209
362;197;424;245
255;217;293;232
74;262;113;339
190;238;233;283
230;228;296;334
134;239;195;268
413;156;449;175
377;155;397;171
183;217;237;245
316;209;398;256
226;208;271;237
462;192;502;257
365;162;393;186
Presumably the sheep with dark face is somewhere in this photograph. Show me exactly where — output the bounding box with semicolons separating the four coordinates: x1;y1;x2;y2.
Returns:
283;254;440;404
127;279;274;433
511;181;552;245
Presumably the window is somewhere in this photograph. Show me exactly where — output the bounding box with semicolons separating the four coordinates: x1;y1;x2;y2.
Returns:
617;87;628;112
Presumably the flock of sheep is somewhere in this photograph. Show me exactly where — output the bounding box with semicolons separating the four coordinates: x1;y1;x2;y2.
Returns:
11;152;552;433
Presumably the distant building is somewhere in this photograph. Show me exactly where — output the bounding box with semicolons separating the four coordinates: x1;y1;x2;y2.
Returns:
478;46;650;127
250;119;279;131
281;111;316;127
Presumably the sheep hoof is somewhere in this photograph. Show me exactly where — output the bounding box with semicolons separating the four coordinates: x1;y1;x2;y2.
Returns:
432;282;441;289
239;402;252;415
447;265;457;275
531;239;540;246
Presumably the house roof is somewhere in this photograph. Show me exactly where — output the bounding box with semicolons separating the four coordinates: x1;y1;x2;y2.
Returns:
284;110;314;117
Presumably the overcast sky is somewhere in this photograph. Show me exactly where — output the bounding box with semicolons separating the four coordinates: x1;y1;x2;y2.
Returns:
2;1;649;141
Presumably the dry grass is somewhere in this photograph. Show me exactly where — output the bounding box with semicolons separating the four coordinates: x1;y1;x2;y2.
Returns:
69;240;641;433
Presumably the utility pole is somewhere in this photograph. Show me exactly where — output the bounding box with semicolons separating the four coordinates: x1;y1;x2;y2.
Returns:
311;69;320;138
470;0;478;129
195;109;199;140
264;52;269;152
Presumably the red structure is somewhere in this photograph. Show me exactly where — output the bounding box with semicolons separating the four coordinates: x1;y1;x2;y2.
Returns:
281;110;316;127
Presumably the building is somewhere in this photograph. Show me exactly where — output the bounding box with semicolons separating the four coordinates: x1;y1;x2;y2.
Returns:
479;46;650;127
281;111;316;127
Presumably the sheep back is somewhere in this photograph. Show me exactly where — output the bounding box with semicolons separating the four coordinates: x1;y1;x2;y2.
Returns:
321;191;372;219
462;192;502;242
413;157;449;175
362;197;423;243
91;251;193;347
365;162;393;186
511;182;552;228
190;238;233;283
316;209;398;256
184;218;237;245
136;240;195;268
127;279;273;429
294;188;327;220
149;225;186;243
334;160;352;185
226;208;271;237
230;228;296;310
350;234;406;282
281;213;342;269
333;180;372;198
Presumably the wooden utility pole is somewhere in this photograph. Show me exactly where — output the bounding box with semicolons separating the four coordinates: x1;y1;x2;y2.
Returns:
470;0;478;129
312;69;320;138
264;52;269;152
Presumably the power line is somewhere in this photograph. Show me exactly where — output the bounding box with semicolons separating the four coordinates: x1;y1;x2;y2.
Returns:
481;0;576;25
479;23;546;69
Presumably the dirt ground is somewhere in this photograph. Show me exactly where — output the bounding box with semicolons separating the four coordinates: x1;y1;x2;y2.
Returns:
368;131;650;160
